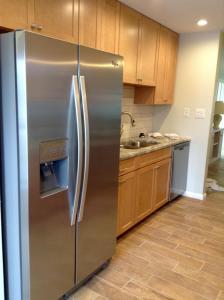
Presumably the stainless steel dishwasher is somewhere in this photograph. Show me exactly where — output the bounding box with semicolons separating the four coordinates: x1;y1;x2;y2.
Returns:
170;142;190;200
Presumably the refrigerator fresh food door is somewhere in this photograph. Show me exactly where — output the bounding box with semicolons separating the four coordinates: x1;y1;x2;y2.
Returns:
1;31;81;300
76;46;123;284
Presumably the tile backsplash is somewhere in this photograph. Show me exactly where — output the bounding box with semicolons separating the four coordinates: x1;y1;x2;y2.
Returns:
121;86;153;141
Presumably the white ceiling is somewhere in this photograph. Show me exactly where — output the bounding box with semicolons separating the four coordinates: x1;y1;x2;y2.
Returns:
120;0;224;33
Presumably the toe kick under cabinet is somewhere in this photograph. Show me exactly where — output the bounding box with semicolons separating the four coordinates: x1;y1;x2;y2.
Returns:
117;147;172;236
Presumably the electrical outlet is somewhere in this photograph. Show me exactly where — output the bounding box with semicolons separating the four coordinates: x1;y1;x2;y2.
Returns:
184;107;190;118
195;108;206;119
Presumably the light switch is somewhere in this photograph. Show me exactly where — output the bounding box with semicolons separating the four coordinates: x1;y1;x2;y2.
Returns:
184;107;190;118
195;108;206;119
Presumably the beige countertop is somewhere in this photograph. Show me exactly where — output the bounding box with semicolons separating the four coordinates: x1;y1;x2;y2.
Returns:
120;137;191;161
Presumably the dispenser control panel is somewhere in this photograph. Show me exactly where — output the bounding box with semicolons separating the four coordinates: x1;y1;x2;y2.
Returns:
39;139;68;197
40;139;68;163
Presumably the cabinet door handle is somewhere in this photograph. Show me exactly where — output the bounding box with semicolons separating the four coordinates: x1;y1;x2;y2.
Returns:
37;24;43;30
31;23;37;29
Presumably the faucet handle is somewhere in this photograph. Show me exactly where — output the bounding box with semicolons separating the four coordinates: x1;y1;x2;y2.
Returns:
139;132;145;138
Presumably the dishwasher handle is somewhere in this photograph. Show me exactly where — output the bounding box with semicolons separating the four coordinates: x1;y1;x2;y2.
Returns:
174;142;190;151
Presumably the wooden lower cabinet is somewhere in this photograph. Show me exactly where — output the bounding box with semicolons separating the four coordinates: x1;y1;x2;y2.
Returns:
117;153;172;236
117;171;136;236
153;158;171;211
135;164;154;222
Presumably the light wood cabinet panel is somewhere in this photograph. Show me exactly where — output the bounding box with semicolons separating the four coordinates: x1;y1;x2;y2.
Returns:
164;30;179;104
137;17;160;86
154;26;179;104
79;0;98;48
29;0;78;42
153;158;171;211
135;164;154;222
118;4;140;84
117;172;136;236
135;147;171;169
97;0;120;53
154;26;168;104
119;157;135;176
0;0;28;30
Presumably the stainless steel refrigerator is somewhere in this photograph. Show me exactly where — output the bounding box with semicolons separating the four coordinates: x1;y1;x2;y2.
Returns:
0;31;122;300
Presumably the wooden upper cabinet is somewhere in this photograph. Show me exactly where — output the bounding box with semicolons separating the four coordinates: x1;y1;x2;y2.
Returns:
153;158;171;211
164;30;179;104
79;0;98;48
118;4;140;85
29;0;78;42
135;164;154;222
154;26;179;104
117;172;136;236
153;26;168;104
0;0;28;30
97;0;120;53
137;17;160;86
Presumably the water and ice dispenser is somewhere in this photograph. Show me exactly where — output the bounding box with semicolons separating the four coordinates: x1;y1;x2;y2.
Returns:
39;139;68;197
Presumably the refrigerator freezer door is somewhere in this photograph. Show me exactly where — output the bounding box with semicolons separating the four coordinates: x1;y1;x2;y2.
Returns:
76;46;123;284
18;32;78;299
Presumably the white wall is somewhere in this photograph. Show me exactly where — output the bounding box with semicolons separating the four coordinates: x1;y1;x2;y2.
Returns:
153;31;220;197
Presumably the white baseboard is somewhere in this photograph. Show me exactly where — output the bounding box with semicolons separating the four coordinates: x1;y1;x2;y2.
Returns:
183;191;207;200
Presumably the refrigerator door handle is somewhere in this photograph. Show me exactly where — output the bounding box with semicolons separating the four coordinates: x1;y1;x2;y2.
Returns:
71;75;83;225
78;76;90;222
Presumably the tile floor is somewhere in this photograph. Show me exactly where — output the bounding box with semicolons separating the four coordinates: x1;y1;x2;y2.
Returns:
70;192;224;300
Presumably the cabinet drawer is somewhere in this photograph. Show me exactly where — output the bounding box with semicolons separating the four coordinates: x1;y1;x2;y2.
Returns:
119;158;135;175
135;147;171;168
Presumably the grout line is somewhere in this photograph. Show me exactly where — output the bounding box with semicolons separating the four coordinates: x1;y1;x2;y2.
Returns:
198;260;205;271
173;243;180;250
138;240;146;247
216;290;222;300
121;278;133;289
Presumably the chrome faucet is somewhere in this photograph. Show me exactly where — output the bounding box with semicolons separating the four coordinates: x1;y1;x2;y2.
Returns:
121;111;136;137
121;111;136;127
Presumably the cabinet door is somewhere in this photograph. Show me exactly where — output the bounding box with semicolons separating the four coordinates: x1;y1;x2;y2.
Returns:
79;0;98;48
117;172;136;236
118;4;140;84
154;26;179;104
153;158;171;211
137;17;160;86
154;26;168;104
135;164;154;223
164;30;179;104
30;0;78;42
98;0;120;53
0;0;28;29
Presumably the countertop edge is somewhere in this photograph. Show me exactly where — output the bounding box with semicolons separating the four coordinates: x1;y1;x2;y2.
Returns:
120;137;191;161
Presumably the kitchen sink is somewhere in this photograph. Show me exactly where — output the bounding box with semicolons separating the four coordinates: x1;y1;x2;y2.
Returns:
121;140;159;150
